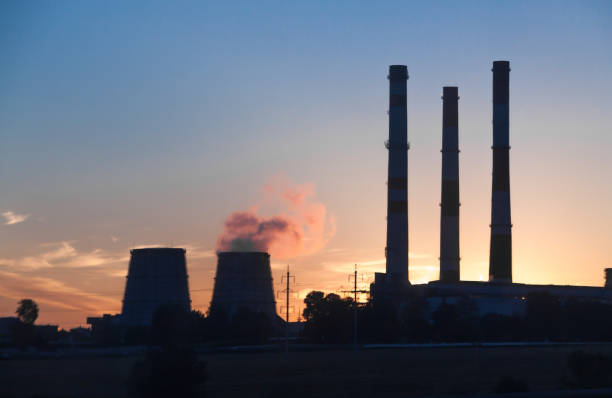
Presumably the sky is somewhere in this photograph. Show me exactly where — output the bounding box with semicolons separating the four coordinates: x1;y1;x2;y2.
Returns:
1;1;611;328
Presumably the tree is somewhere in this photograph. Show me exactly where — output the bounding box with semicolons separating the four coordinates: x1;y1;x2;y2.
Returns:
16;299;38;325
302;291;353;343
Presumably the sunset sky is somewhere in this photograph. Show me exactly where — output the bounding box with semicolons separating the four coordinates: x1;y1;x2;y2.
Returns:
1;1;611;328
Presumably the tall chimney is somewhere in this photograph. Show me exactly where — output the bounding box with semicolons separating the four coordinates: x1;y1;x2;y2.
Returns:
385;65;409;284
489;61;512;283
440;86;460;282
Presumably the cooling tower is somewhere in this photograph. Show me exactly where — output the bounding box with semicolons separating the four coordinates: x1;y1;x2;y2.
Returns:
440;86;460;282
489;60;513;283
385;65;410;286
210;252;277;320
121;248;191;326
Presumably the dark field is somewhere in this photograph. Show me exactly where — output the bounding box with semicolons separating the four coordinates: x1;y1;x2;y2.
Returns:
2;345;612;397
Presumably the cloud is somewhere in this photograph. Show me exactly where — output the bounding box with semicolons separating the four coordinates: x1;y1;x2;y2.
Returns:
2;210;29;225
0;242;128;270
0;270;120;313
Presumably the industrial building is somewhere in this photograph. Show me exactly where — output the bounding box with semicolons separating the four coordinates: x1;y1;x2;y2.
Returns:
371;60;612;313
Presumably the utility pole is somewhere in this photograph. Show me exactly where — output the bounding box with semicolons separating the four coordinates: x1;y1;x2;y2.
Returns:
279;266;294;355
285;267;290;354
355;266;360;349
341;264;369;351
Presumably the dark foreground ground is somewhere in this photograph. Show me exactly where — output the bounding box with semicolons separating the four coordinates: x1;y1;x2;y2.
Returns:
2;344;612;398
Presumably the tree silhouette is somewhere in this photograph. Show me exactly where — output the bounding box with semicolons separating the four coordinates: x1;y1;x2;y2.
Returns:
16;298;38;325
302;291;353;343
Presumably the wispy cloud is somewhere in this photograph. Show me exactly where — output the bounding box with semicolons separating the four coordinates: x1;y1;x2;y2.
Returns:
2;210;29;225
320;253;433;275
0;242;128;270
0;270;120;313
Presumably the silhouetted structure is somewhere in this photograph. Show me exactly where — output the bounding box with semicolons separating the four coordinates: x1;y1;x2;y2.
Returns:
377;65;410;295
209;252;277;320
605;269;612;289
440;86;460;282
369;60;612;325
489;60;513;283
121;248;191;326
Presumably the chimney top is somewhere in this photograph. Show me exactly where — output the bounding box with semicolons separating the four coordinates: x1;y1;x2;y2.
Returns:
492;60;511;71
388;65;408;80
443;86;459;99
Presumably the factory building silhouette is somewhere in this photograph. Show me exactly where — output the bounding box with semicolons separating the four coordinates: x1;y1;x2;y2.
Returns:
371;60;612;313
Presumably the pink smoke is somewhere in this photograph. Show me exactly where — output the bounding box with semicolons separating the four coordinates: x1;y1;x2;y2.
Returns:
216;175;336;259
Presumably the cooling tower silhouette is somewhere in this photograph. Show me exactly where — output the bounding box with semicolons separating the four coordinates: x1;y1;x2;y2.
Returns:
121;248;191;326
210;252;277;320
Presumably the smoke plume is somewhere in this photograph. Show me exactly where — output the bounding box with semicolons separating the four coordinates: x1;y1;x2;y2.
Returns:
216;175;336;259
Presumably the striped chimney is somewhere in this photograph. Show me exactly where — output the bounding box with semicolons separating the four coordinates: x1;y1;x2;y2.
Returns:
440;86;460;282
489;61;512;283
385;65;409;284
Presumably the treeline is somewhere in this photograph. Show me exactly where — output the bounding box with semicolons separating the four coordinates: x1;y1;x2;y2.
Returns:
301;291;612;344
93;305;276;347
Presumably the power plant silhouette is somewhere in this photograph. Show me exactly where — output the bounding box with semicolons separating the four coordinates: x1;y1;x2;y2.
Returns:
371;60;612;310
88;59;610;328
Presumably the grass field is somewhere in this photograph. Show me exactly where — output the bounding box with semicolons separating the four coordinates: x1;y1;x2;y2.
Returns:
2;345;612;397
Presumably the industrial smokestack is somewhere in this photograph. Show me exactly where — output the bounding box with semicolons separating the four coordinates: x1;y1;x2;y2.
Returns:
121;248;191;326
489;61;512;283
440;86;460;282
385;65;409;285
